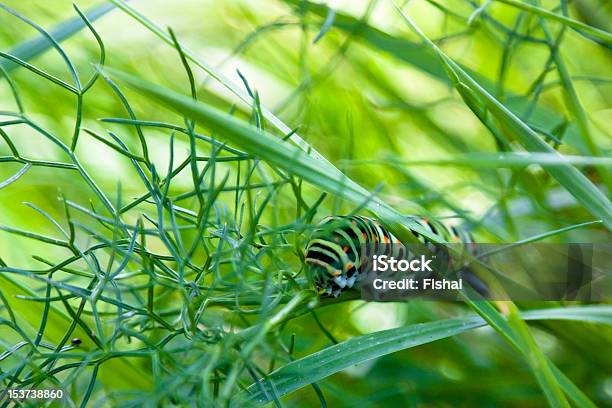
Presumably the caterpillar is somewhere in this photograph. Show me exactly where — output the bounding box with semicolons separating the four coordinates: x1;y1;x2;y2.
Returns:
304;215;476;297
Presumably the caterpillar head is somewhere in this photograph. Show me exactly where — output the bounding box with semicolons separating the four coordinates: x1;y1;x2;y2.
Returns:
304;216;362;297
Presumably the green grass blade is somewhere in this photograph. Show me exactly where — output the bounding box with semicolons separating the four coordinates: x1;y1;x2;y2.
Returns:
531;4;612;196
493;0;612;44
236;305;611;404
463;300;598;408
364;153;612;168
104;0;444;246
395;6;612;231
521;306;612;324
102;67;444;245
551;365;599;408
107;0;340;173
237;316;487;405
0;2;116;72
284;0;589;155
507;304;570;408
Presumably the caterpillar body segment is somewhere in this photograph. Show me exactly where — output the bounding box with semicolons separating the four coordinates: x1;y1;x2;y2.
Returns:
305;215;476;297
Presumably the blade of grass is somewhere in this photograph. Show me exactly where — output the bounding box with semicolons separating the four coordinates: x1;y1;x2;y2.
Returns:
283;0;591;154
237;316;486;405
0;2;115;73
478;219;602;258
101;67;445;246
462;298;596;408
506;303;570;407
395;5;612;231
104;0;442;248
107;0;338;171
521;306;612;324
492;0;612;44
348;153;612;168
531;0;612;197
235;305;611;404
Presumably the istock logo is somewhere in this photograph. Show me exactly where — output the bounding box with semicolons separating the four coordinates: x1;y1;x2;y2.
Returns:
372;254;433;272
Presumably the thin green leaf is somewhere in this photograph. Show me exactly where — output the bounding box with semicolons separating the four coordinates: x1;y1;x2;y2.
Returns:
507;304;570;408
108;0;339;169
0;2;116;73
237;306;611;404
395;6;612;231
102;67;444;245
355;153;612;168
493;0;612;45
284;0;590;155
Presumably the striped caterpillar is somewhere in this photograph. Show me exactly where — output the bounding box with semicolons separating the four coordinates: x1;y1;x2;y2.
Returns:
304;215;475;297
